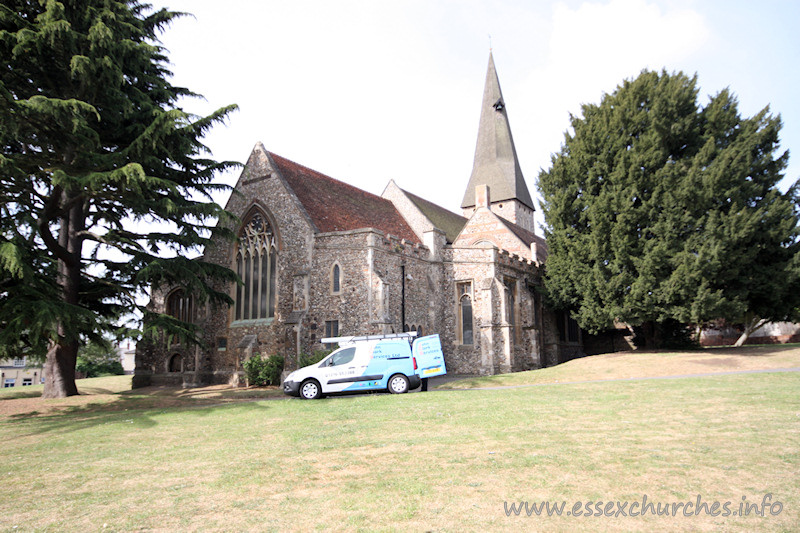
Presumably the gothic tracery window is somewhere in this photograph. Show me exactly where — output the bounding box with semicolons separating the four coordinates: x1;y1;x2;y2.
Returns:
167;289;193;323
235;212;277;321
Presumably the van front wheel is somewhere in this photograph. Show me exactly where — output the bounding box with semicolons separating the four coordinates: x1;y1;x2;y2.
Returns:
300;379;322;400
388;374;410;394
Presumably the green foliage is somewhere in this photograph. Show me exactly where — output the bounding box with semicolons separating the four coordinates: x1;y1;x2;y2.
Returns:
299;349;331;368
0;1;240;395
538;69;800;348
75;357;124;378
243;354;285;387
75;339;125;378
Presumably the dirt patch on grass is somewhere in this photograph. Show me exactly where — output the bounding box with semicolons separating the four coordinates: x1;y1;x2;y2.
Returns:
691;357;742;368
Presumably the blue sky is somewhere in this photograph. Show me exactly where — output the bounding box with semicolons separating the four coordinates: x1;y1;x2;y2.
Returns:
151;0;800;230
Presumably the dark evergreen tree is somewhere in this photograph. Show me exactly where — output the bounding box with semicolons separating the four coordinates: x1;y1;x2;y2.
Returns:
538;70;799;349
0;1;239;397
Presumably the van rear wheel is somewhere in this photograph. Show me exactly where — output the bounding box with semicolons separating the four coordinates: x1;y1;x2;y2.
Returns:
388;374;410;394
300;379;322;400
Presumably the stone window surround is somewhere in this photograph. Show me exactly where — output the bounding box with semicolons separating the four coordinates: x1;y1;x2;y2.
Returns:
324;320;340;348
330;262;342;295
456;280;474;345
167;353;183;373
325;320;339;338
233;208;278;323
503;276;520;345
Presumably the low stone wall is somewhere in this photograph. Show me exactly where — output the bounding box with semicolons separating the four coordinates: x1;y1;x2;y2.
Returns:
700;333;800;347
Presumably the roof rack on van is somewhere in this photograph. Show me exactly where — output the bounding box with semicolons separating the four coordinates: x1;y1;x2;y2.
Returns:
321;332;418;345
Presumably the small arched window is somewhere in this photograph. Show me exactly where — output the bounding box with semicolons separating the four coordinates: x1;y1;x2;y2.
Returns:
168;354;182;373
331;264;341;294
235;211;278;321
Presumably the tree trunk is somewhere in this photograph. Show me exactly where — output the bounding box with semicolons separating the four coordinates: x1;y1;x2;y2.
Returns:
42;197;84;398
734;317;769;347
641;321;657;350
42;340;80;398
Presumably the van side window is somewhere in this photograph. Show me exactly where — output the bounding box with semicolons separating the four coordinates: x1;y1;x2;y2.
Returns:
329;347;356;366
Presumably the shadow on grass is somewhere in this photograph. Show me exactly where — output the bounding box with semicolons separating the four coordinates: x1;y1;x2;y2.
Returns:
434;375;512;390
0;389;43;400
5;395;274;437
0;386;122;400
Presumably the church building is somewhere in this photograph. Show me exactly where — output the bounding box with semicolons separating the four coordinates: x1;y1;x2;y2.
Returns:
134;54;584;387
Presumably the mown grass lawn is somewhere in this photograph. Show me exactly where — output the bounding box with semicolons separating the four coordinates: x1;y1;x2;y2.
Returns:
441;344;800;390
2;356;799;532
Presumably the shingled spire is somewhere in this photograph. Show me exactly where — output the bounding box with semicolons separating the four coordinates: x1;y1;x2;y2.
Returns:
461;53;535;232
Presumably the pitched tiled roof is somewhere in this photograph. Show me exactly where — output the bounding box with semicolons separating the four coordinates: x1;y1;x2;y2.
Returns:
402;189;467;244
270;152;420;243
497;216;548;261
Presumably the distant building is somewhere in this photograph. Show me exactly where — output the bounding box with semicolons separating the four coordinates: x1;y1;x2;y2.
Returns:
1;357;44;388
700;322;800;346
135;53;584;388
117;342;136;375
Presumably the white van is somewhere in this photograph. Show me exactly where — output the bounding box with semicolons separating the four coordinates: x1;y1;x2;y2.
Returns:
283;333;447;399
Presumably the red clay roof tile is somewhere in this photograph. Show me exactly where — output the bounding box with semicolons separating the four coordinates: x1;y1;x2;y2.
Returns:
269;152;420;244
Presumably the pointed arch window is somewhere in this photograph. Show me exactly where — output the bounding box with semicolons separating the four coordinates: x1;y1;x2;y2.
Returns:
235;212;278;321
504;278;518;345
457;282;473;345
331;263;341;294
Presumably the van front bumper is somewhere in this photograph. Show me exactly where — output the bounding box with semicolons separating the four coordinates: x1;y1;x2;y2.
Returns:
283;380;300;397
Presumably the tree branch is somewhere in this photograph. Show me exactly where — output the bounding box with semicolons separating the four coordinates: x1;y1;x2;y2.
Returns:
37;186;79;267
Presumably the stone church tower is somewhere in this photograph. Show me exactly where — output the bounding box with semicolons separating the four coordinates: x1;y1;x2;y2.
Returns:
134;54;584;388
